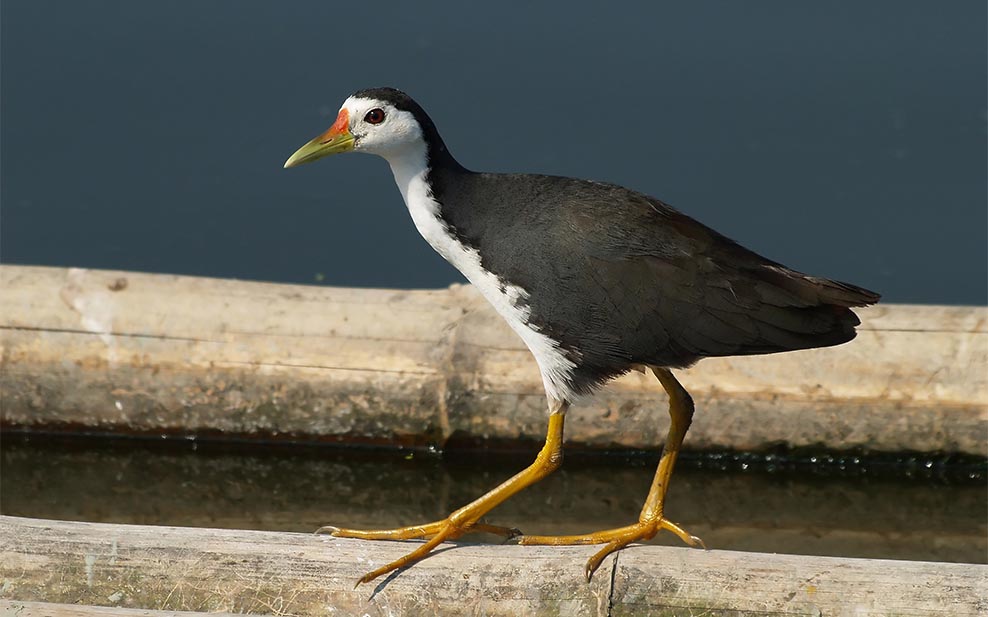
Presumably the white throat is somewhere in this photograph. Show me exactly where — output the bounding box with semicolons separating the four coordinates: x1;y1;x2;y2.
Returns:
382;142;431;207
382;145;578;404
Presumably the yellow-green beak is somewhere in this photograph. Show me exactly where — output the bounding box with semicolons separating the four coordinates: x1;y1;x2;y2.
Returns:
283;109;355;169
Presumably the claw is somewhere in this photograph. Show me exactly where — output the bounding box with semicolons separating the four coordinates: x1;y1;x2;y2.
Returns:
314;525;341;536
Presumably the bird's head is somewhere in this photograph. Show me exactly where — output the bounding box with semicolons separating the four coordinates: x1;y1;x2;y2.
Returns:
284;87;434;169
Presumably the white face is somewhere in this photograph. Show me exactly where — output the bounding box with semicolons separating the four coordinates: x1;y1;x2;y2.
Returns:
343;96;425;159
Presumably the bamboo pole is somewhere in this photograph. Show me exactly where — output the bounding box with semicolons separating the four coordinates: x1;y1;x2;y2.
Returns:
1;265;985;454
0;601;242;617
1;516;984;616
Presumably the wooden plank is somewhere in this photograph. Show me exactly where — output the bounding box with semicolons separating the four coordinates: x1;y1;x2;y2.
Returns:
1;265;985;454
0;600;242;617
1;516;984;616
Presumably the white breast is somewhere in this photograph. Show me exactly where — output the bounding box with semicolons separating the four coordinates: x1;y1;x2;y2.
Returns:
385;146;577;404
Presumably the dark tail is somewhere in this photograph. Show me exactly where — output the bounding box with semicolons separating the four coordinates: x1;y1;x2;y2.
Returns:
731;266;881;355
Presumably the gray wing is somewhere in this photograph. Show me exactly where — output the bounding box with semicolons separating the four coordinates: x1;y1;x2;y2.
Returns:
485;176;876;363
438;172;879;390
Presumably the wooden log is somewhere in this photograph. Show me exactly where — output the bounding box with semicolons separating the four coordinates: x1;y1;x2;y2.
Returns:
0;600;242;617
1;265;985;454
0;516;984;616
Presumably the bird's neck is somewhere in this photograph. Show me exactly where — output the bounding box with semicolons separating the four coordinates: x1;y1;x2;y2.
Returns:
384;142;432;206
383;139;466;211
383;138;473;270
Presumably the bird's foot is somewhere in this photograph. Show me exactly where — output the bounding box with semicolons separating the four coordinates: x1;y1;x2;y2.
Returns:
514;518;705;580
317;519;521;585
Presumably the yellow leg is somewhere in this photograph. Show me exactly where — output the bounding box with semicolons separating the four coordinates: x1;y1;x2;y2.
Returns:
517;368;705;579
325;399;569;586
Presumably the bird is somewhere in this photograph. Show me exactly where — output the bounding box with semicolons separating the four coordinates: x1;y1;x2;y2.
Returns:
283;87;879;585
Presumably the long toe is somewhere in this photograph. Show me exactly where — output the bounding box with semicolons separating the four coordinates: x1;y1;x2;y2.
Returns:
352;517;470;584
515;518;704;580
319;519;521;542
319;517;519;584
318;520;447;541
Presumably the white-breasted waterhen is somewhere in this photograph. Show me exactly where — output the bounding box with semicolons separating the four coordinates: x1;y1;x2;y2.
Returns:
284;87;880;585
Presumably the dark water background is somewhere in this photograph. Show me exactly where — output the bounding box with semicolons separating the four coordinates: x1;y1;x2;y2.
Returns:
2;1;986;304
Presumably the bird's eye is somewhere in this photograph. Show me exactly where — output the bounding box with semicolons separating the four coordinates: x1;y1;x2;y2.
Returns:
364;108;386;125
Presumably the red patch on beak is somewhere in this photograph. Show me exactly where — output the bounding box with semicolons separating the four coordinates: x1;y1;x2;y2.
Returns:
319;108;350;143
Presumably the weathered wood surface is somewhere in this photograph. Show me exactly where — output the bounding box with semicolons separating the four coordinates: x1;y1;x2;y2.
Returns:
0;600;242;617
2;265;986;454
1;516;984;616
